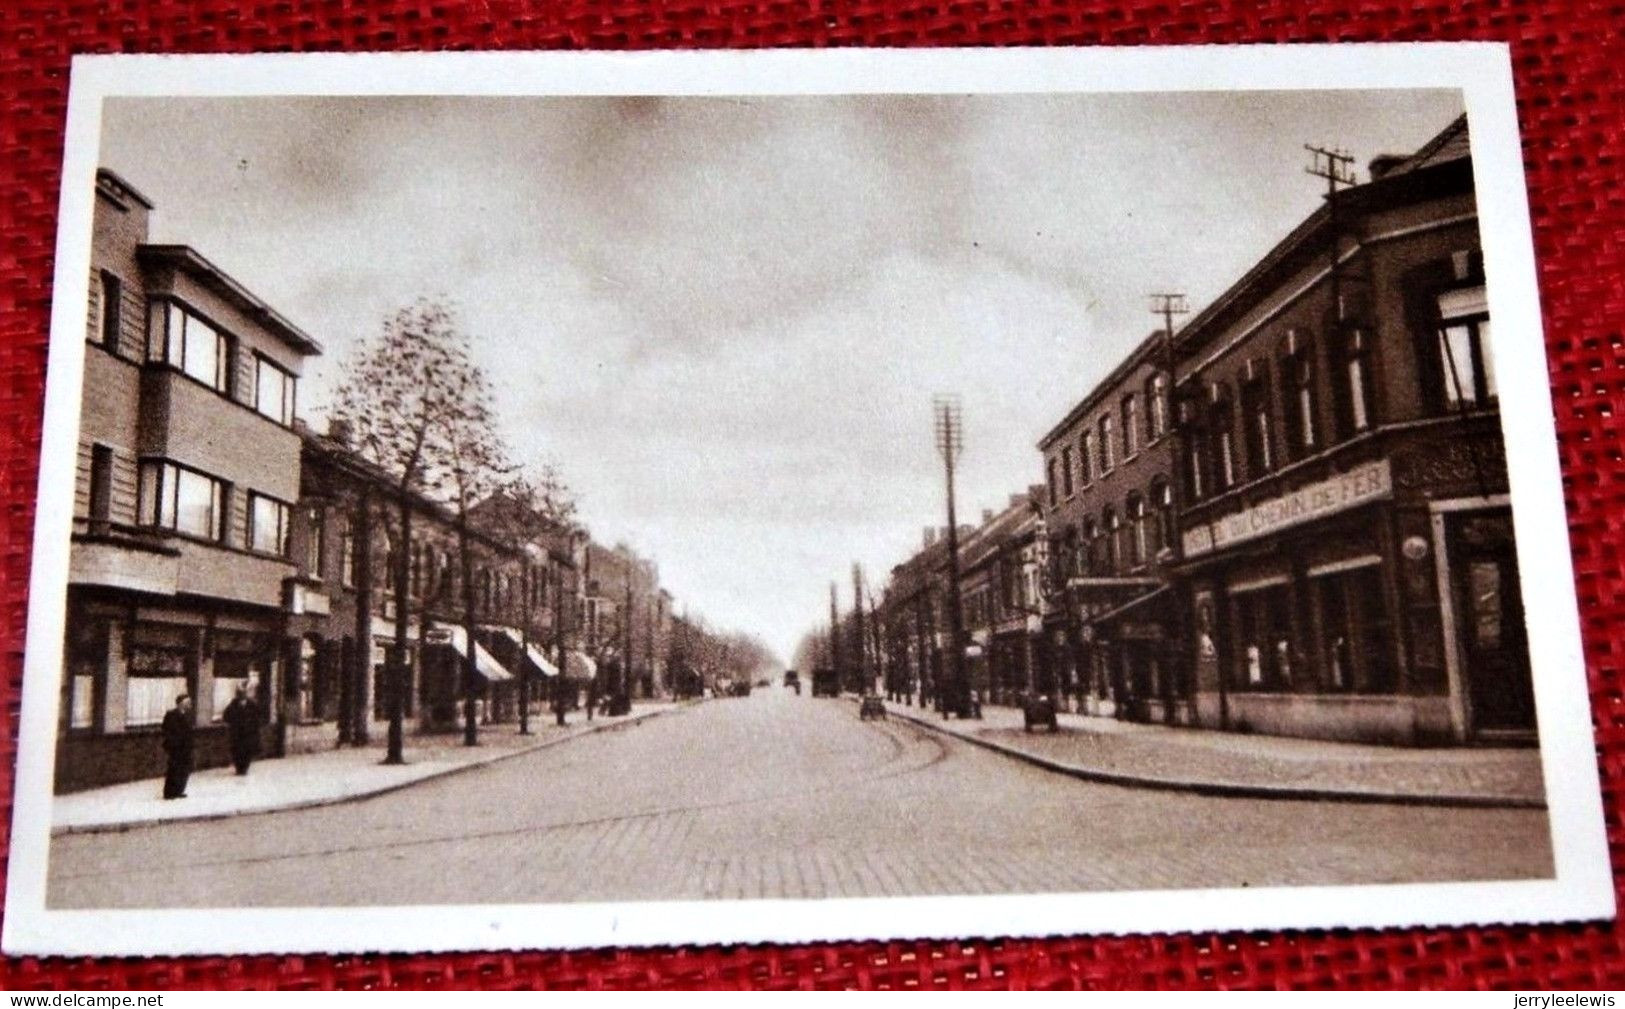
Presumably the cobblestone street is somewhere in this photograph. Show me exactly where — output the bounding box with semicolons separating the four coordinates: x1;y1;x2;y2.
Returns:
47;688;1554;909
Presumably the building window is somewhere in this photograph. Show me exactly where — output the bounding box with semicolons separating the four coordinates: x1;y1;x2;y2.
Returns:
248;493;291;556
1060;446;1075;498
1151;478;1174;556
1186;436;1206;502
1079;430;1094;486
1147;374;1168;440
1082;517;1099;574
126;624;193;728
138;460;227;541
306;507;326;579
1046;456;1059;507
1210;388;1237;491
340;518;356;589
97;271;122;351
1242;372;1273;477
1333;328;1374;438
410;542;423;598
148;300;232;394
1122;393;1140;457
1127;493;1147;567
1099;414;1115;473
1103;508;1120;573
254;355;297;426
1435;286;1494;409
88;443;114;528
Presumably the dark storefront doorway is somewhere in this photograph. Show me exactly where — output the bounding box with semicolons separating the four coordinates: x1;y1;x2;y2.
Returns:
1450;513;1535;735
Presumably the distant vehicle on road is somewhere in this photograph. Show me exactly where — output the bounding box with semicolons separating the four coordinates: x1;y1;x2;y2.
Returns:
858;695;887;721
811;666;839;697
783;670;801;695
731;679;752;698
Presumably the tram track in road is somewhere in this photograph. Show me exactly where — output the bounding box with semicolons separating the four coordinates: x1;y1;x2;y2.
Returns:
51;697;953;883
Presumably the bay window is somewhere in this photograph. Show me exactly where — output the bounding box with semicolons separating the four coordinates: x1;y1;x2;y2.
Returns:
249;492;291;556
255;354;297;425
1435;286;1494;409
148;300;232;393
139;460;227;541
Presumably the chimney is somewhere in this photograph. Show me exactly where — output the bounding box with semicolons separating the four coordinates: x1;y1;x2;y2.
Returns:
1008;493;1025;509
982;508;995;524
327;417;353;446
1368;154;1407;181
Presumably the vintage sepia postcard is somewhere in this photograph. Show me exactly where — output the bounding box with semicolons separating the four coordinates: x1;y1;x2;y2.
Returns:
3;45;1612;956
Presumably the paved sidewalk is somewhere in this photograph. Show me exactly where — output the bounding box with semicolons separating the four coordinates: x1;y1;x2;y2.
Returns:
886;702;1546;808
52;703;683;834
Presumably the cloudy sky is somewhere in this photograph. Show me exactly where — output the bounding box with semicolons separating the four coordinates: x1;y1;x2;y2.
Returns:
101;88;1464;663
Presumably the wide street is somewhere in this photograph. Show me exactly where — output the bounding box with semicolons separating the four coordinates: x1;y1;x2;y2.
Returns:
48;688;1553;908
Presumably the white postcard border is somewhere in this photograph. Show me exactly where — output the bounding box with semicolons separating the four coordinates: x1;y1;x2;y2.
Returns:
4;43;1612;957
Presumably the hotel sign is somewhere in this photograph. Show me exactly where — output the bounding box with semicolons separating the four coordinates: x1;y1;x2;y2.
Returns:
1181;459;1392;558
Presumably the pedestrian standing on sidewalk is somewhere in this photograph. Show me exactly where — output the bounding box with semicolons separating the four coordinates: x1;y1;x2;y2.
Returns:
223;684;261;775
161;693;195;800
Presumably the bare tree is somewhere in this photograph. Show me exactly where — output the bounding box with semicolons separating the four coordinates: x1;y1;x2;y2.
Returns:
478;467;578;735
329;298;490;764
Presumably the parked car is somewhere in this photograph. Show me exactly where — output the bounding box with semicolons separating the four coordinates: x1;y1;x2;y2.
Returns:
811;666;839;697
783;670;801;695
858;694;887;721
1022;691;1058;732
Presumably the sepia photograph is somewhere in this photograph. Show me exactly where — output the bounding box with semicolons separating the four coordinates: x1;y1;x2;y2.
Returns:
3;46;1610;955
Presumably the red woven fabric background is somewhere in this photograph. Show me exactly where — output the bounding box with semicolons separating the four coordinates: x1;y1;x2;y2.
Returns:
1;0;1622;991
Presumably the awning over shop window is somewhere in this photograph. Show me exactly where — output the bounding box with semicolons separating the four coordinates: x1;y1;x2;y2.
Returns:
492;625;561;678
426;623;513;682
564;650;598;682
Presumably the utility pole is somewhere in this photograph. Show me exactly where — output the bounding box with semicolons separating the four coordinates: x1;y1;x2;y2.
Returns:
933;394;973;719
851;563;867;695
623;578;634;713
1149;291;1192;726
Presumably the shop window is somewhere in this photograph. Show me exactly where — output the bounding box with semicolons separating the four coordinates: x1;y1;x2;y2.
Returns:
212;629;269;721
1434;286;1494;410
139;460;228;542
126;624;193;728
65;619;109;731
1241;372;1273;477
1333;327;1374;438
1314;564;1394;693
1232;582;1293;690
147;300;232;394
1147;373;1168;440
248;493;291;556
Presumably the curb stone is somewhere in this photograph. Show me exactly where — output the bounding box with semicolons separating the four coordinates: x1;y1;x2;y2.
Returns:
880;703;1545;811
51;701;699;837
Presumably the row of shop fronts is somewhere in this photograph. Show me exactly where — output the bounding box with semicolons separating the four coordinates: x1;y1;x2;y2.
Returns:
880;115;1538;747
54;166;663;793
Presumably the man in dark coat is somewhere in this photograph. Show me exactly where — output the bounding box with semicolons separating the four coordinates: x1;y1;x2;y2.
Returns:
222;684;260;775
161;693;194;799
